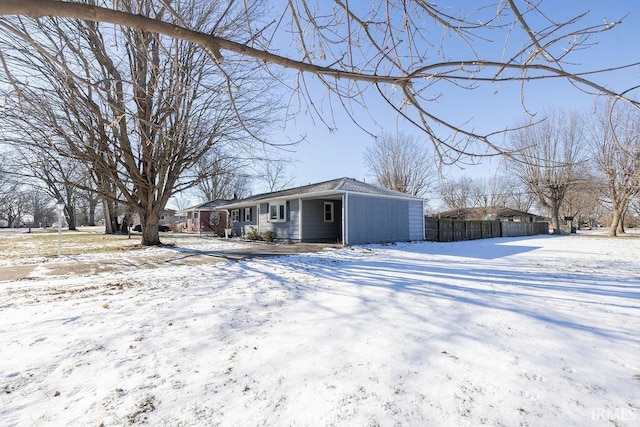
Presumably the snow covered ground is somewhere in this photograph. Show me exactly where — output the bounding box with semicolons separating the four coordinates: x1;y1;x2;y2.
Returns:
1;234;639;426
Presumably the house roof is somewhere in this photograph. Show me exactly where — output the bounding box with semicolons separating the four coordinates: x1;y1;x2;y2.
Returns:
223;177;424;209
179;199;236;214
434;206;542;220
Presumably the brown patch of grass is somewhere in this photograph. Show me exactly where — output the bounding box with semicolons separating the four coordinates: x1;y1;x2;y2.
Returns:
0;231;139;259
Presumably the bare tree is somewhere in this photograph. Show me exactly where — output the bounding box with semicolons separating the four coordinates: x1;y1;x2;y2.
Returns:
437;176;474;210
0;159;15;216
75;170;100;226
437;175;510;210
560;169;602;229
584;99;640;236
168;191;194;212
5;147;84;230
194;149;253;201
260;158;295;193
469;177;512;208
631;198;640;225
499;175;537;212
0;0;274;245
23;186;55;228
507;110;587;234
365;132;435;197
0;161;24;226
0;1;637;162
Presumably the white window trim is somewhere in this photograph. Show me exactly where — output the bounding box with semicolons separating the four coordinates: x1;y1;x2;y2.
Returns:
230;209;240;222
324;201;334;223
244;207;252;222
268;201;287;222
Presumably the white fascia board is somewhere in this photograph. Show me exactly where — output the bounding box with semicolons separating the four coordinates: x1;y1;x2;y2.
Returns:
223;191;343;209
344;191;427;202
223;189;425;211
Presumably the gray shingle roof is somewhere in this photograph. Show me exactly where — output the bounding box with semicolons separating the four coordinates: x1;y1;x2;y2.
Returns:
335;178;416;197
223;177;423;208
182;199;235;211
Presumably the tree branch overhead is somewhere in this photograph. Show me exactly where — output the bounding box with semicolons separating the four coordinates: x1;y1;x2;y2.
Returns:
1;0;638;159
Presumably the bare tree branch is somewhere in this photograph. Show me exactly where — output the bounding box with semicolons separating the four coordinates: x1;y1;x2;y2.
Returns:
1;0;639;162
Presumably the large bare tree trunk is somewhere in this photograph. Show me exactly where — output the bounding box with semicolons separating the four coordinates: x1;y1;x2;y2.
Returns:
64;206;76;231
140;208;160;246
609;209;621;237
608;187;622;236
102;199;114;235
88;196;97;226
551;200;562;235
616;204;629;235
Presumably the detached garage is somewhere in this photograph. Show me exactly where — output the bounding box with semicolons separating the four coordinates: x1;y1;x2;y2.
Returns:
223;177;426;245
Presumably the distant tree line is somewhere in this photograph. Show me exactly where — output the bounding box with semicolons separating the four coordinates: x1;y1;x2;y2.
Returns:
1;1;638;243
365;100;640;236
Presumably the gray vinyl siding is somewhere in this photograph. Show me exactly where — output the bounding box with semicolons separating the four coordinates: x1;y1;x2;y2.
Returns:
231;206;258;237
258;203;269;232
408;200;424;241
346;194;411;245
258;199;300;240
300;199;342;243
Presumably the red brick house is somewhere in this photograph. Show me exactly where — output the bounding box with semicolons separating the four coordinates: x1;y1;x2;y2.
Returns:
178;199;234;235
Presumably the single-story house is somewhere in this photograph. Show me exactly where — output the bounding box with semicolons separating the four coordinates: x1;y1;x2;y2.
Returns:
222;177;426;245
131;209;178;230
435;206;545;223
177;199;234;235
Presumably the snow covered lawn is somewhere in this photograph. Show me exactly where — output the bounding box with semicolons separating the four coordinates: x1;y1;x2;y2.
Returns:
1;234;639;426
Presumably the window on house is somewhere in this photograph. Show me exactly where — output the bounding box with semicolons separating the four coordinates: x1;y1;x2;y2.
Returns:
324;202;334;222
244;207;252;222
269;202;286;222
230;209;239;222
209;211;220;226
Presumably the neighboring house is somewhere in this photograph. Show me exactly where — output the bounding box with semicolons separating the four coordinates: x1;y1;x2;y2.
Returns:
435;206;545;223
161;209;177;224
223;177;426;245
131;209;178;230
177;199;234;235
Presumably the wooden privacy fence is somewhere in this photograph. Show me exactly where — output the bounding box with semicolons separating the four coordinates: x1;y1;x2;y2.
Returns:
425;218;548;242
501;221;549;237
